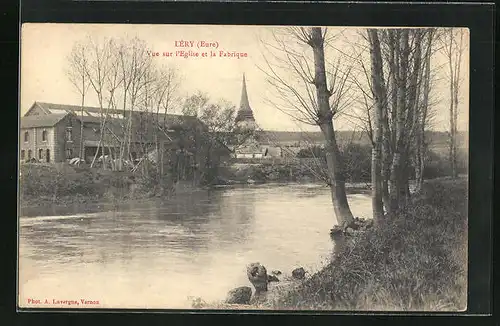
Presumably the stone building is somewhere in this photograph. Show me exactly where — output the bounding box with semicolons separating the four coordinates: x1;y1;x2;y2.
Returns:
19;111;80;163
19;102;231;175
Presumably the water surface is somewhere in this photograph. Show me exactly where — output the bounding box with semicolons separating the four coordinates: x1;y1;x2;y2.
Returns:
19;184;371;309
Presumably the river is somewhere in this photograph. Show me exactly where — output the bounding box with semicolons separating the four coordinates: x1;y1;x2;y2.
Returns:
18;183;371;309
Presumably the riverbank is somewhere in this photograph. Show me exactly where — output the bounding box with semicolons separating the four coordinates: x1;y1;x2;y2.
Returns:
197;177;467;311
19;163;140;208
19;163;372;208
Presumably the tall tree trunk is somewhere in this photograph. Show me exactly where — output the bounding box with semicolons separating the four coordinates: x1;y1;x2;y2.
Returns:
446;30;457;178
320;122;355;226
383;30;398;214
414;130;423;193
367;29;385;221
389;30;399;152
311;27;354;227
381;126;392;212
90;115;107;168
415;30;434;193
90;96;114;168
107;141;115;171
448;70;456;178
404;31;423;200
126;104;134;162
452;30;463;178
79;78;86;162
389;29;409;212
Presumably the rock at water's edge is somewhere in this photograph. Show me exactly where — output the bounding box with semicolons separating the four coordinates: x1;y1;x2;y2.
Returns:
225;286;252;305
247;262;268;293
292;267;306;280
345;227;355;235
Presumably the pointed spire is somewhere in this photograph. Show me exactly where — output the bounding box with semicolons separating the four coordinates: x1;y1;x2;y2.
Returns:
236;73;255;123
240;73;251;112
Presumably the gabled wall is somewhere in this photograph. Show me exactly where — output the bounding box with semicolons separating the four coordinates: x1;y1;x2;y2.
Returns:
19;114;82;163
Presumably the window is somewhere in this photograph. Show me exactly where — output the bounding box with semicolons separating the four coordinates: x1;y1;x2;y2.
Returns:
66;148;73;159
24;131;29;143
46;149;50;163
42;130;47;142
66;127;73;141
38;149;43;160
21;150;25;160
28;150;32;160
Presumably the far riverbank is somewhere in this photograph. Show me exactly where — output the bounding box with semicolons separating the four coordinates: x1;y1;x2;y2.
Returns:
19;162;372;210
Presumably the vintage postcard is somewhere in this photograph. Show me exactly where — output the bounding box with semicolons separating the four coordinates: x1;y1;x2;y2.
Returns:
18;23;469;311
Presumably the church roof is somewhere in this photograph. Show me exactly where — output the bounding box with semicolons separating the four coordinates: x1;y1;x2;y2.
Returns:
235;74;255;123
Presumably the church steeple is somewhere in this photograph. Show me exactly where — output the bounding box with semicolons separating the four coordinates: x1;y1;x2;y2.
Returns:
235;73;256;125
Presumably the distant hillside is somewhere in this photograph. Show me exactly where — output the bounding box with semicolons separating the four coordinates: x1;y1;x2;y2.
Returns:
258;130;468;151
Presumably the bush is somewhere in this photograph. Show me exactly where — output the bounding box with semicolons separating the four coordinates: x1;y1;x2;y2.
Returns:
297;146;325;159
19;163;137;204
296;143;372;182
20;163;97;199
271;178;467;311
424;149;468;179
297;144;467;182
340;143;372;182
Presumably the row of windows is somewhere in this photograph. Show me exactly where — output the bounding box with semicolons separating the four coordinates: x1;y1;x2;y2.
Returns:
23;130;48;142
21;149;50;162
20;148;74;162
23;128;73;143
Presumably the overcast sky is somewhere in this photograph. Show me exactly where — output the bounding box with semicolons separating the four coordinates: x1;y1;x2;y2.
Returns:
20;24;469;132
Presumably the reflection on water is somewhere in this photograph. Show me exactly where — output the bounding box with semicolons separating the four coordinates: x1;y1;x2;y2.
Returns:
19;184;371;309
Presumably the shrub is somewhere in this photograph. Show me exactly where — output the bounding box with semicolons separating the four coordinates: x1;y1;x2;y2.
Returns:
423;149;468;179
340;143;372;182
19;163;137;203
20;163;97;199
297;146;325;159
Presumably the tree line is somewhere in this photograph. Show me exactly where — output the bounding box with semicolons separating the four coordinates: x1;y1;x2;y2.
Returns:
261;27;467;227
66;36;251;184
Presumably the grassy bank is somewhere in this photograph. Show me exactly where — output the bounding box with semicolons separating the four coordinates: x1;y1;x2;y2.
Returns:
19;163;165;207
259;177;467;311
199;178;467;311
224;146;467;185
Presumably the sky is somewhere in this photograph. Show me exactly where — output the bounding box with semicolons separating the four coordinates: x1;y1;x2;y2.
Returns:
20;24;469;132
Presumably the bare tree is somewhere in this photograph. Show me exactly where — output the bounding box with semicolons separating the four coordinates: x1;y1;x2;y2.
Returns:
146;65;180;178
260;27;355;228
366;29;386;221
414;29;436;193
115;38;154;164
439;28;466;178
66;41;90;162
349;28;439;215
81;36;119;169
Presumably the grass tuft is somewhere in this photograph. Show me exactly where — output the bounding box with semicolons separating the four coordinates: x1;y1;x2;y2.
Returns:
267;177;468;311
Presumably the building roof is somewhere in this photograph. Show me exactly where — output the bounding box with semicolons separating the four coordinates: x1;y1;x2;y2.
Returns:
257;131;325;144
33;102;106;115
236;144;263;154
235;74;256;123
28;102;202;128
20;113;69;129
256;130;373;146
